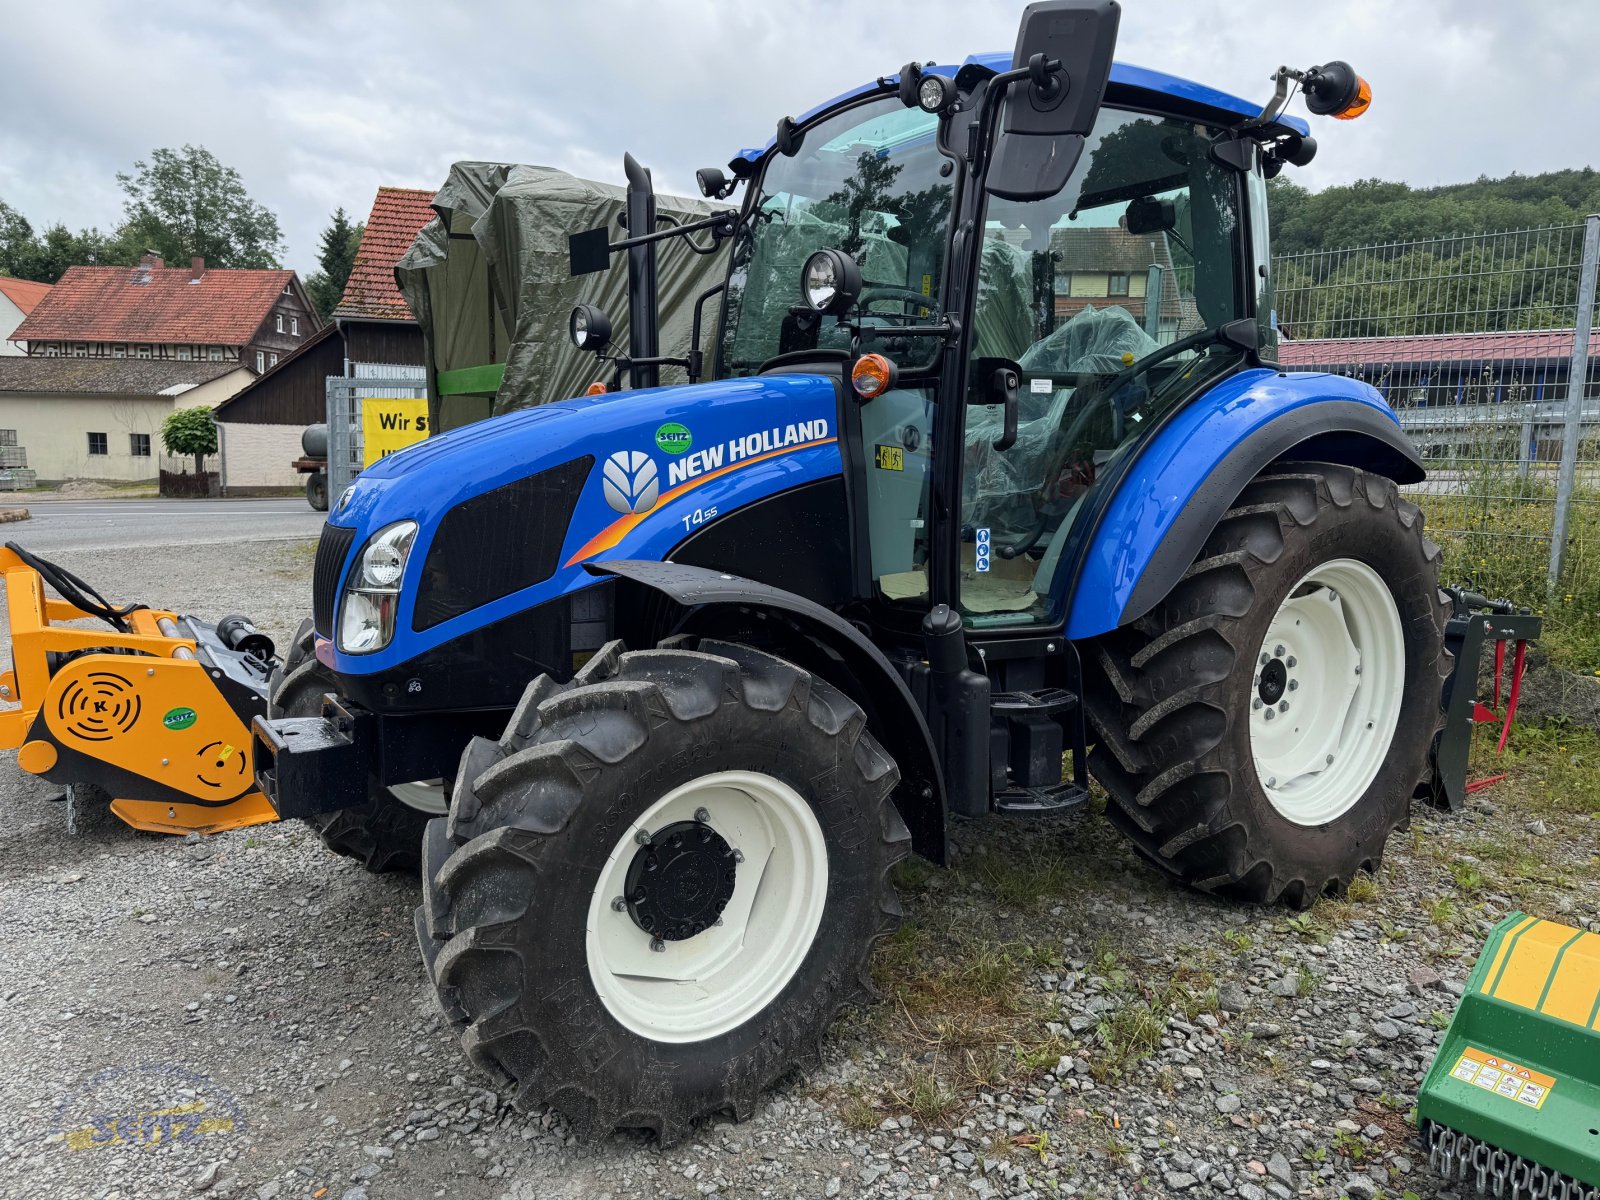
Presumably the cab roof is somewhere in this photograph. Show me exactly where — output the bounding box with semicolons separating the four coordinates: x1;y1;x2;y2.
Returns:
734;55;1309;163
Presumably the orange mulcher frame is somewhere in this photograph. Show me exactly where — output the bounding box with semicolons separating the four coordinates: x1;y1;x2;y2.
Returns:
0;547;279;834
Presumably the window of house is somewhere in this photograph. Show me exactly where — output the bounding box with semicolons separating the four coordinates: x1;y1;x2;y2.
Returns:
112;344;126;358
177;346;192;361
1054;271;1073;294
136;345;152;359
1107;272;1130;297
269;353;278;367
87;432;107;456
256;350;266;373
44;344;59;356
290;316;299;336
275;314;284;333
0;430;17;447
73;344;87;358
130;433;150;457
209;347;224;361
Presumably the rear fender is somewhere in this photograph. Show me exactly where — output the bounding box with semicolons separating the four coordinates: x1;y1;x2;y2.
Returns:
1065;369;1424;639
589;560;947;863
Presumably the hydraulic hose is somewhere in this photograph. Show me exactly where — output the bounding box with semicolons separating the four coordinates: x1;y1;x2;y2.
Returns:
4;542;148;632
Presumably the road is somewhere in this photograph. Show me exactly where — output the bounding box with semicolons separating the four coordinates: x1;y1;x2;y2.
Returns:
4;497;324;554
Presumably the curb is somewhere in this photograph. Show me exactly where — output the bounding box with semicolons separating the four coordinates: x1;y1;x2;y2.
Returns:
0;508;29;523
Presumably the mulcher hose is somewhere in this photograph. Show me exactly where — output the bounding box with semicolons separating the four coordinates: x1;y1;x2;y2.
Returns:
5;542;148;632
1426;1121;1599;1200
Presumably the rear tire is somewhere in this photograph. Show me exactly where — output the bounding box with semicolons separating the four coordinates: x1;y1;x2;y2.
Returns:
268;628;432;874
1084;463;1449;908
305;471;328;512
416;638;908;1141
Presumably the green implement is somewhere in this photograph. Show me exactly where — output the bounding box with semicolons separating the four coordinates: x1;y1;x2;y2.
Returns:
1419;912;1600;1196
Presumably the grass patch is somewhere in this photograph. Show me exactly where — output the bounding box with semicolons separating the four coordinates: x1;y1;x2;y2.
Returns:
963;844;1077;910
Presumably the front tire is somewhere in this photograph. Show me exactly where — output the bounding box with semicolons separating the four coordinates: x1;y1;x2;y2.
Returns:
1084;463;1449;907
416;638;908;1141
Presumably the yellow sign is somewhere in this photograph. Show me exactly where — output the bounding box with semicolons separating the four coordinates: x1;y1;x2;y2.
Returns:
875;444;904;472
361;398;430;466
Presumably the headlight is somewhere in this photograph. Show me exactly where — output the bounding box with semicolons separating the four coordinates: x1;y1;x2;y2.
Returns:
338;520;417;653
917;74;950;113
799;248;861;315
568;303;612;352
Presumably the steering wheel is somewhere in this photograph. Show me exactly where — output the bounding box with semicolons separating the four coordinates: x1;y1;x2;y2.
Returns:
859;284;936;314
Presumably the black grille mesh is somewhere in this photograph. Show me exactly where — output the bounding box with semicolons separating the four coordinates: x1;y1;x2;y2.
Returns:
311;523;357;637
413;457;593;631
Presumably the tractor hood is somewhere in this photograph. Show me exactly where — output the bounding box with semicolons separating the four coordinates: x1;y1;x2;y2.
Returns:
319;372;844;675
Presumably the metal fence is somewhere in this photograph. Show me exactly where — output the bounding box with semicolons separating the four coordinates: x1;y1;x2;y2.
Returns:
325;367;428;499
1274;214;1600;602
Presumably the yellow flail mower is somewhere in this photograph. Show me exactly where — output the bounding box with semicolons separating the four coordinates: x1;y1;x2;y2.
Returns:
0;543;280;835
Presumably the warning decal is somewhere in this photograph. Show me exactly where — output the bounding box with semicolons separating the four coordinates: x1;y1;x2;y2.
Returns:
1449;1046;1556;1110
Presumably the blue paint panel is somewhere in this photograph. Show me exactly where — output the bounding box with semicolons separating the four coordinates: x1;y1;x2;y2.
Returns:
1062;369;1398;640
326;374;843;676
733;58;1307;163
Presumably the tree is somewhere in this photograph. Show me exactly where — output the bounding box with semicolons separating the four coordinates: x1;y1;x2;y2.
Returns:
161;406;219;475
304;208;365;319
0;198;134;283
118;145;284;269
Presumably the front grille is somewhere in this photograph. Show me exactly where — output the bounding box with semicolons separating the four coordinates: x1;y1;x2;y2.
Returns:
311;523;358;637
413;457;593;631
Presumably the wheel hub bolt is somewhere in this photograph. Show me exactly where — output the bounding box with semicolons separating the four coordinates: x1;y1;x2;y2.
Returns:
694;807;711;824
1326;754;1335;765
1259;653;1271;666
1286;656;1297;668
610;896;627;912
1288;679;1299;691
1264;708;1275;721
1274;644;1285;658
1278;701;1289;713
649;937;666;953
634;829;651;846
1267;776;1277;788
1252;698;1263;711
731;849;745;864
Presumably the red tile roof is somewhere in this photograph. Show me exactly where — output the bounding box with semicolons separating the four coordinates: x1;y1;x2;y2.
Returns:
0;276;52;316
332;187;436;322
12;262;298;347
1278;329;1600;367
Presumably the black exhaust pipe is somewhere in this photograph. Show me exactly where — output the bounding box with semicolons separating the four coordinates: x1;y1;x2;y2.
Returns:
623;153;660;390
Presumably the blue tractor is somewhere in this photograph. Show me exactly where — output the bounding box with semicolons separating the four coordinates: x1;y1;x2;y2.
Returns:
257;1;1445;1138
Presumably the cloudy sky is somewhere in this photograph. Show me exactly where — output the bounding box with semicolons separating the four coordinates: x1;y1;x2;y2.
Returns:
3;0;1596;276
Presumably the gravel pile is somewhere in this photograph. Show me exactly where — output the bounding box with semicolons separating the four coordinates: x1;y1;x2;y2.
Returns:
1;537;1595;1200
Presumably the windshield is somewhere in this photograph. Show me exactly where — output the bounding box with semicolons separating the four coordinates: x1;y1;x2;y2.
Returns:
718;96;955;375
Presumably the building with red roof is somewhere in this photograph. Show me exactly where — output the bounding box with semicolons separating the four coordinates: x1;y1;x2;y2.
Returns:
11;254;319;376
0;276;53;357
214;187;434;496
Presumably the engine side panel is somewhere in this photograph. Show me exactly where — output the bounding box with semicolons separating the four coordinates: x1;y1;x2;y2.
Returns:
323;374;844;676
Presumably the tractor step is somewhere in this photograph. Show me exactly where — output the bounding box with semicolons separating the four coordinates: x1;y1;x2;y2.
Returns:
1418;913;1600;1194
991;687;1079;717
993;780;1088;815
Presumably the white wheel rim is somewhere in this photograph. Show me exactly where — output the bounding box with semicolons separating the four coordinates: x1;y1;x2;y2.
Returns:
584;770;828;1044
388;779;447;815
1249;558;1405;827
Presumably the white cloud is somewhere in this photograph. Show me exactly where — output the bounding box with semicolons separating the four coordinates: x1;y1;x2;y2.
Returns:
3;0;1596;274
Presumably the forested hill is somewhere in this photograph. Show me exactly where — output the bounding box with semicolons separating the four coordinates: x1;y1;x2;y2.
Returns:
1267;168;1600;254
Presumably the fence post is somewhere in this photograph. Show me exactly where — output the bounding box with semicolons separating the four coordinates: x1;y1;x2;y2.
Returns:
1549;213;1600;593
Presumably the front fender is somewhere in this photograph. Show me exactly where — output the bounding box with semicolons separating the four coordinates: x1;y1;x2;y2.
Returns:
1065;368;1424;639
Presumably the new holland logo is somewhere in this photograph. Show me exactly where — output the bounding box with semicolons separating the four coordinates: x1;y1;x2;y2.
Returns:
601;450;659;515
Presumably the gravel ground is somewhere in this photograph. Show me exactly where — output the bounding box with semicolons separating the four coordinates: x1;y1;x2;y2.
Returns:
2;537;1597;1200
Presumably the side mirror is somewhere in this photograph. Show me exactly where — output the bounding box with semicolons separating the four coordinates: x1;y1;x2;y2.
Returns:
987;0;1121;202
1124;196;1176;236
